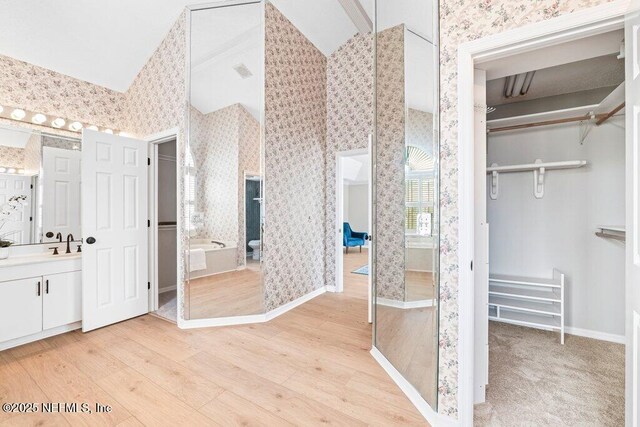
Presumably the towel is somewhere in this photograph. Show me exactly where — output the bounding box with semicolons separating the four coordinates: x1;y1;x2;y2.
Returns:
189;248;207;272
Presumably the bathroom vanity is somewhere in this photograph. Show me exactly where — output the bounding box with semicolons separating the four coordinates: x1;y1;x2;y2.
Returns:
0;250;82;350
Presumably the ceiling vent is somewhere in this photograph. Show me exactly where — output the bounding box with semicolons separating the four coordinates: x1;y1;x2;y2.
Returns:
503;71;536;99
233;63;253;79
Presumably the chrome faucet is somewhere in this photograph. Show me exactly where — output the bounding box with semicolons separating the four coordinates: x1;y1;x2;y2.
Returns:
66;234;74;254
55;232;63;242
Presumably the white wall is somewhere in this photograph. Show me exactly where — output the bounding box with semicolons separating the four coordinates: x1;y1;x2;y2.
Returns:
487;116;625;336
345;184;369;235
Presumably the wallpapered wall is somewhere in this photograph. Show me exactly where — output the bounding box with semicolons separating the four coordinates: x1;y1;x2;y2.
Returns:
437;0;613;417
0;146;24;169
376;25;406;301
325;32;374;291
190;103;261;266
263;3;327;311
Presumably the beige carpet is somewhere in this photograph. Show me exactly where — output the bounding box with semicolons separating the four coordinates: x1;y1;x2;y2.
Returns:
475;322;624;426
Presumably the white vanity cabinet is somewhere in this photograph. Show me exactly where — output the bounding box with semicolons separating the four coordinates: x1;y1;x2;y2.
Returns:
0;254;82;350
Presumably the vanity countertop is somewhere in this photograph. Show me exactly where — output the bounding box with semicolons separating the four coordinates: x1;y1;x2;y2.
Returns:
0;252;81;268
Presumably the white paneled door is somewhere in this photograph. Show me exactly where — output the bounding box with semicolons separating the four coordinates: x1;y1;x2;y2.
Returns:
0;174;32;244
42;146;81;242
627;6;640;427
81;130;149;332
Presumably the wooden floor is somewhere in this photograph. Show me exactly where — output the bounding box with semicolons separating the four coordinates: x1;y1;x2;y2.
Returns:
0;248;428;426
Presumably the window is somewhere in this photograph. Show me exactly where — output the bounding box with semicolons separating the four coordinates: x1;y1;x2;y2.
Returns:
405;174;434;235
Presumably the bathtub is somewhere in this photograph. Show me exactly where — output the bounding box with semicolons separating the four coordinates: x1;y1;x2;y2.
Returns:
188;239;238;279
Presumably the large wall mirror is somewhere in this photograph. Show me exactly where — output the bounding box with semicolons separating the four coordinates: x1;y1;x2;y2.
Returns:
0;125;82;249
186;1;264;320
374;0;440;409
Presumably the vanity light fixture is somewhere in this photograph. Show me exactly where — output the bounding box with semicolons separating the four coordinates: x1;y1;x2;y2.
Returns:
69;121;83;132
51;118;66;128
87;125;98;131
104;129;113;134
0;167;6;173
17;169;24;174
7;168;16;174
11;109;26;120
32;113;47;125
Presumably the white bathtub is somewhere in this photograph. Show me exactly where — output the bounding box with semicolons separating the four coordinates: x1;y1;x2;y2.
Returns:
188;239;238;279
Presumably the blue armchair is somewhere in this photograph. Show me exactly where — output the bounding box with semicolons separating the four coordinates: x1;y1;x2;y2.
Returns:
343;222;368;253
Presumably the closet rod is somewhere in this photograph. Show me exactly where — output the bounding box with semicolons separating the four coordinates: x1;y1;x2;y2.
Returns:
595;102;625;126
488;113;603;133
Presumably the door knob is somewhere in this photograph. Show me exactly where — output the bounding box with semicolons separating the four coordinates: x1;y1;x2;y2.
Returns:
86;237;96;244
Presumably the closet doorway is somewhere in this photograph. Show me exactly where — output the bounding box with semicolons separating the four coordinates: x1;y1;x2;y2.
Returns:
335;148;372;322
148;131;179;322
457;4;639;424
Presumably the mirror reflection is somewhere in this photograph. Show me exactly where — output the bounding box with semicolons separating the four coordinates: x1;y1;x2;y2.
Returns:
0;125;81;248
374;0;439;409
187;2;264;320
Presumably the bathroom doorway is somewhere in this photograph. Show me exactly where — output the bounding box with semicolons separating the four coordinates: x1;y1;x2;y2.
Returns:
244;172;262;272
149;131;178;322
336;148;372;322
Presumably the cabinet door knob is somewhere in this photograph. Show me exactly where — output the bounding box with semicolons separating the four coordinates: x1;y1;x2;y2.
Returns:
86;237;96;244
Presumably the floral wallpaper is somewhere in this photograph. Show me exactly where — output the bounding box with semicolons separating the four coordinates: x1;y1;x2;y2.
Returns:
0;55;125;131
263;2;327;311
23;133;41;175
0;145;24;169
437;0;614;417
375;25;406;301
325;31;374;289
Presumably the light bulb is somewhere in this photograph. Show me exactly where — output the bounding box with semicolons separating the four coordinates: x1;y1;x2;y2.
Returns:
7;168;16;174
87;125;98;131
11;109;26;120
52;118;65;128
69;122;83;132
17;169;24;174
32;113;46;125
0;106;4;114
104;129;113;134
0;167;6;173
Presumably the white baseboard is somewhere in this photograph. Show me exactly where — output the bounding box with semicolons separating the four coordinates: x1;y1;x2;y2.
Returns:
0;322;82;351
565;326;625;344
370;347;458;426
326;285;337;292
377;298;435;310
178;286;328;329
159;285;177;293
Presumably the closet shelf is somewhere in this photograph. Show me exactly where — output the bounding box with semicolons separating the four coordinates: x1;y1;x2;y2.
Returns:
486;160;586;174
488;269;565;344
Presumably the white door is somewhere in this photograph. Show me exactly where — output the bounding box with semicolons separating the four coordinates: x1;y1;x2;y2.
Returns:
0;174;32;244
81;130;149;332
626;6;640;426
42;146;81;243
473;69;489;404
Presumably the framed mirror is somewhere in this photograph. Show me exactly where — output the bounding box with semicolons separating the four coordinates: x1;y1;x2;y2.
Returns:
0;125;81;248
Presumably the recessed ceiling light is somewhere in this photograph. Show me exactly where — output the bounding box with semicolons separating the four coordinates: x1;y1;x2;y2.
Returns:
32;113;47;125
7;168;16;174
69;122;83;132
104;129;113;134
51;118;65;128
11;109;26;120
87;125;98;131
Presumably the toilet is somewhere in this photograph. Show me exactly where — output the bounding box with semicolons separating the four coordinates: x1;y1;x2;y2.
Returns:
248;240;261;261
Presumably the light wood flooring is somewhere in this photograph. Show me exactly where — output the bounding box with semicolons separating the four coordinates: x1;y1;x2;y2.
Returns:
0;248;428;426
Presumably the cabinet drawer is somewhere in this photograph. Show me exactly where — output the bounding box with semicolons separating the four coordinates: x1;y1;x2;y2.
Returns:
0;278;43;342
43;271;82;330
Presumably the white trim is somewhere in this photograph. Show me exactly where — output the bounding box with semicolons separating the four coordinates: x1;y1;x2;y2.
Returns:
0;322;82;351
565;326;626;344
159;285;177;293
377;298;435;309
457;2;631;424
177;286;327;329
370;347;458;427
